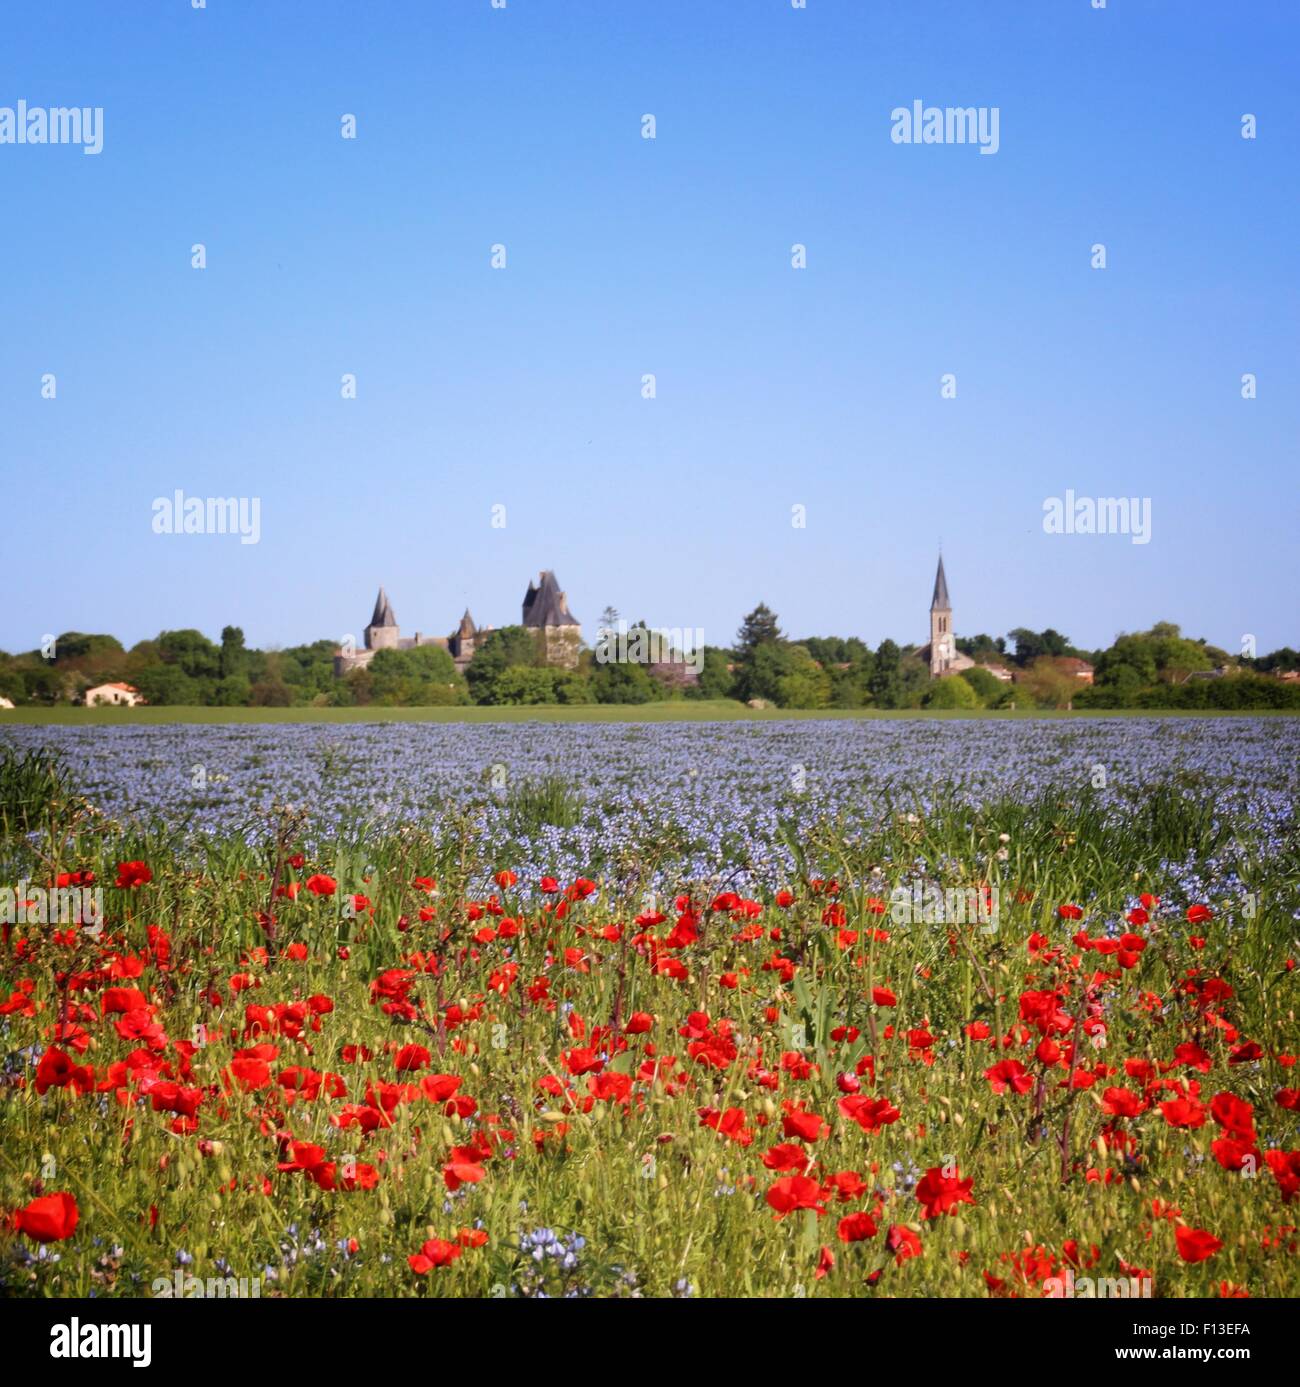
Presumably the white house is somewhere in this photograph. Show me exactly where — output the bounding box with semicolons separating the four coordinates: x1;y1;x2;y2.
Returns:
84;682;144;707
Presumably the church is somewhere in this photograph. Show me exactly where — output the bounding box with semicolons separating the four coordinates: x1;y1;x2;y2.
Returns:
915;554;976;678
333;571;582;678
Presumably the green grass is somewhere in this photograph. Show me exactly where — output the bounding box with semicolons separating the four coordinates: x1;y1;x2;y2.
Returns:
4;701;1296;726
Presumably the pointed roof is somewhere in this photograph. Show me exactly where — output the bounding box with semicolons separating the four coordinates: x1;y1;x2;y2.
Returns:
369;586;398;628
930;555;950;611
457;608;477;637
522;570;578;628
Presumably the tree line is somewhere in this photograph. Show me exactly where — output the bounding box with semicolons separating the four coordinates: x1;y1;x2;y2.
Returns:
2;612;1297;710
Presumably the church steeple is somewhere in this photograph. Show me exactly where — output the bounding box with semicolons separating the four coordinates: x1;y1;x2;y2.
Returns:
930;554;950;612
928;554;953;676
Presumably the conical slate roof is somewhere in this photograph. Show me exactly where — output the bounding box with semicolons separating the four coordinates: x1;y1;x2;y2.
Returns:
930;555;950;611
522;570;578;628
457;608;477;637
370;586;398;628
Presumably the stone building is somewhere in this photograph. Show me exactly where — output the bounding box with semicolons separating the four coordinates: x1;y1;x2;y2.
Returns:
916;555;975;678
521;570;582;668
333;586;488;678
334;572;582;678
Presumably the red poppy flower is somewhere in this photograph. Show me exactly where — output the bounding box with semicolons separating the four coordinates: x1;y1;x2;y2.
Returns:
915;1167;975;1219
765;1175;826;1217
443;1148;486;1191
1175;1226;1223;1263
837;1211;879;1243
838;1094;901;1133
1160;1097;1206;1129
115;861;152;888
1186;904;1213;924
12;1191;78;1242
1265;1150;1300;1203
985;1059;1034;1095
409;1238;461;1273
305;874;336;897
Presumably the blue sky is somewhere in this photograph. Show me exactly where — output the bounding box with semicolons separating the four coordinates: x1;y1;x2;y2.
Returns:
2;0;1296;657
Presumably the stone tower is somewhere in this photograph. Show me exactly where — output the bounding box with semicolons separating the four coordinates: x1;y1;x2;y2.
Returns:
521;570;581;668
929;555;954;676
365;586;400;651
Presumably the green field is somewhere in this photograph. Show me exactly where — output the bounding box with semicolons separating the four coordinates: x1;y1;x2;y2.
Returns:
3;702;1296;727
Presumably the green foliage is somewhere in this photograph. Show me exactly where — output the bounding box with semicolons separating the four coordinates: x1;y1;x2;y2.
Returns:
685;647;735;701
591;659;659;704
868;640;903;708
923;673;979;709
493;666;564;706
157;629;222;681
133;663;201;705
465;626;543;704
959;666;1005;705
0;746;74;834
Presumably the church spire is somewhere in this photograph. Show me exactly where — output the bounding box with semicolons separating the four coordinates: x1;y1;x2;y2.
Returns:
930;554;950;611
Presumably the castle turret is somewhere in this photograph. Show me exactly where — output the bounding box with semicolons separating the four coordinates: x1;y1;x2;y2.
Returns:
365;585;400;651
522;570;581;668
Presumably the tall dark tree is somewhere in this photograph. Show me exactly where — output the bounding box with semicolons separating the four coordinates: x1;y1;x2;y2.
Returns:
220;625;247;679
868;639;902;708
736;604;781;656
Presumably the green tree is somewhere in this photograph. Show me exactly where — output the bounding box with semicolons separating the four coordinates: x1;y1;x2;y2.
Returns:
959;666;1004;705
686;648;735;701
923;674;979;709
465;626;543;704
736;603;781;655
868;639;902;708
219;626;247;679
494;667;561;705
134;663;200;705
591;659;658;704
157;629;221;681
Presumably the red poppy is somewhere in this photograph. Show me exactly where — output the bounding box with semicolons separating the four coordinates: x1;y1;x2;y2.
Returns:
1265;1150;1300;1203
836;1211;878;1242
765;1175;826;1217
409;1238;461;1273
115;861;152;888
915;1167;975;1219
305;874;336;897
1175;1226;1223;1263
985;1059;1034;1095
837;1094;901;1133
12;1191;78;1242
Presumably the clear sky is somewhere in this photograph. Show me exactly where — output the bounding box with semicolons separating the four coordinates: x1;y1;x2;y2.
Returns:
2;0;1296;658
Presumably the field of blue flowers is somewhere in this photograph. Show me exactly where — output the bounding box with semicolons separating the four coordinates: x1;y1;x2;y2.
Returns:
2;718;1297;895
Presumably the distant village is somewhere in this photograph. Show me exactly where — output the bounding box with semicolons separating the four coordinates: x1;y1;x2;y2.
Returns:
3;554;1296;713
